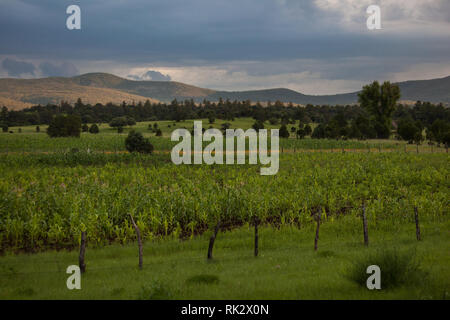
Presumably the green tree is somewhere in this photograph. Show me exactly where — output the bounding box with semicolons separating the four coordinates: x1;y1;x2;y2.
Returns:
279;124;290;138
397;119;420;143
358;81;400;139
47;114;81;138
125;130;154;154
252;120;265;131
429;119;450;145
109;116;136;128
296;128;305;139
304;124;312;136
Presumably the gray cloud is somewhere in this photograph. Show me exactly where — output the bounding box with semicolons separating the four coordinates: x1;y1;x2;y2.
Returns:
39;61;79;77
1;58;35;76
0;1;449;93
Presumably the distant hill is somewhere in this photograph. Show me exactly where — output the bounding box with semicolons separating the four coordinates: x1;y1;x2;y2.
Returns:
0;76;158;110
71;73;215;102
1;73;449;110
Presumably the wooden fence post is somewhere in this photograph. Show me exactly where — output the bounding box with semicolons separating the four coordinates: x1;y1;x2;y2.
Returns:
129;214;143;269
414;207;421;241
254;217;260;257
79;231;86;273
314;208;321;251
362;203;369;246
207;220;221;260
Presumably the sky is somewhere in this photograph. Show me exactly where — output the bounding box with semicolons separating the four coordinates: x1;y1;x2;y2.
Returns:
0;0;449;95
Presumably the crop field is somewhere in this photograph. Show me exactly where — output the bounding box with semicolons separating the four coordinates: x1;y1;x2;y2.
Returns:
0;119;449;300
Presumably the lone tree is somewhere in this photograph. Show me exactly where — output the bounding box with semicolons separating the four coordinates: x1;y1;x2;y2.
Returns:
358;81;400;139
125;130;154;154
47;114;81;138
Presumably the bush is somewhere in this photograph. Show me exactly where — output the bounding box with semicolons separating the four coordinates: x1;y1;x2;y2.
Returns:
347;248;427;290
125;130;154;154
1;123;7;133
155;128;162;136
89;124;99;134
47;114;81;138
82;124;89;132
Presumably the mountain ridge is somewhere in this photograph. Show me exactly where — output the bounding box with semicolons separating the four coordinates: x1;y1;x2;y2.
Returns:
1;72;449;110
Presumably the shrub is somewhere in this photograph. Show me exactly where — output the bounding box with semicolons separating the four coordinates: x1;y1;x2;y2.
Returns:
155;129;162;136
82;124;89;132
89;124;99;134
347;248;427;290
1;123;7;132
125;130;154;154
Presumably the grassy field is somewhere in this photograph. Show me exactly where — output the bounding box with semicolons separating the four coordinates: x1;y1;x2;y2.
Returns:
1;221;449;300
0;118;448;300
2;118;443;153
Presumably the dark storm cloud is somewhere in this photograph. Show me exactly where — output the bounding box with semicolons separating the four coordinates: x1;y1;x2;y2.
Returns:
3;0;444;62
1;58;35;76
39;61;79;77
0;1;449;91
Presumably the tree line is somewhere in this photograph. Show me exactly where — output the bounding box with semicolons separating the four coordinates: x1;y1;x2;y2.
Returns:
0;81;449;144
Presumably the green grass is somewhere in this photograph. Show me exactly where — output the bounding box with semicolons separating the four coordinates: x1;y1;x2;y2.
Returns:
0;222;448;300
2;118;443;153
0;118;448;300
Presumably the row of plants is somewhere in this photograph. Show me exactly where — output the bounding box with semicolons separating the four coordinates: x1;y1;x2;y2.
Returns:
0;152;448;252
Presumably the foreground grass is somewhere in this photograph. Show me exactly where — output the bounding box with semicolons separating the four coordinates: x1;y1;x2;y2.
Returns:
1;221;448;300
